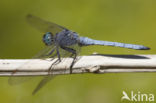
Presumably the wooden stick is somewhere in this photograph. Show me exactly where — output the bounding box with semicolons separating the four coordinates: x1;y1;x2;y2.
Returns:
0;54;156;76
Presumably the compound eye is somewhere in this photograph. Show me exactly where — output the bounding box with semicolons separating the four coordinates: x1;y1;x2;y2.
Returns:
42;32;53;46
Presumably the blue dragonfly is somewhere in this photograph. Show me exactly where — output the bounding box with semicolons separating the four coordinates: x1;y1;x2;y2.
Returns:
26;14;150;72
9;14;150;95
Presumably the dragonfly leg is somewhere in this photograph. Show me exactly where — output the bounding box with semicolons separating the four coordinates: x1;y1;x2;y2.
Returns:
41;48;56;61
48;47;61;74
45;48;56;56
69;53;77;73
48;58;61;74
56;47;61;62
60;46;77;74
49;52;57;61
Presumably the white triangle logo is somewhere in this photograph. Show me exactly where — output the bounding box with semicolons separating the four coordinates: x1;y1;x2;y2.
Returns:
121;91;130;101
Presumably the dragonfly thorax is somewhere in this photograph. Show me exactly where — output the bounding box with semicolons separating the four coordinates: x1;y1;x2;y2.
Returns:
42;32;54;46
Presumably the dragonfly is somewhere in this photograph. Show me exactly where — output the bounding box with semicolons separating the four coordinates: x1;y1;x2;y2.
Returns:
9;14;150;95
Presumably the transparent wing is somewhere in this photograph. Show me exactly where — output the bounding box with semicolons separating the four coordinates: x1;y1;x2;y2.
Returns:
8;45;56;85
32;75;55;95
8;76;33;85
32;45;56;59
9;14;81;93
26;14;68;34
32;45;81;94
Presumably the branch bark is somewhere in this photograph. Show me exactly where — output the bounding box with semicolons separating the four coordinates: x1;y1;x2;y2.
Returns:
0;54;156;76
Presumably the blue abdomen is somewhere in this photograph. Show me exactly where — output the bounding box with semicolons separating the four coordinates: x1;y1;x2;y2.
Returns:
79;37;150;50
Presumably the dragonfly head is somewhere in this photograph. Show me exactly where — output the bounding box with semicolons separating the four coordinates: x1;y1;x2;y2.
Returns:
43;32;54;46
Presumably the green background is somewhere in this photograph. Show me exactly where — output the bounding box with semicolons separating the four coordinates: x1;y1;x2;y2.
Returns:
0;0;155;103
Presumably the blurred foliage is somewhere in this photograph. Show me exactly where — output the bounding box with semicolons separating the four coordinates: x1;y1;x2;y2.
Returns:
0;0;155;103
